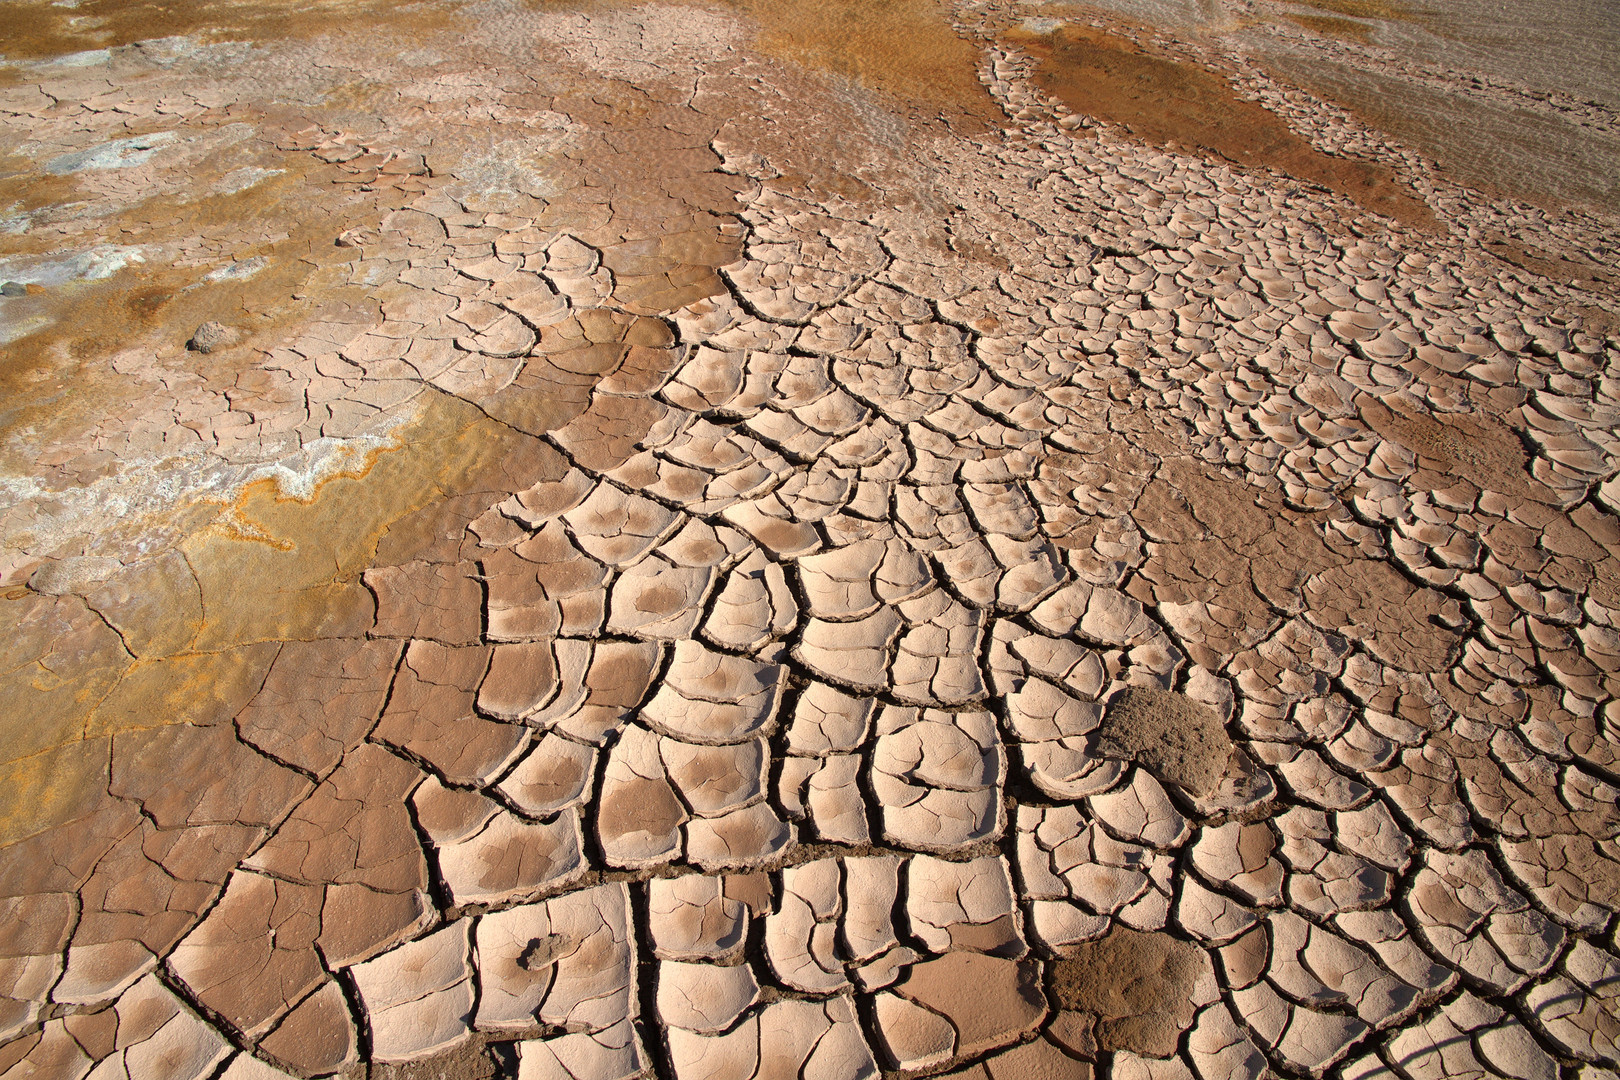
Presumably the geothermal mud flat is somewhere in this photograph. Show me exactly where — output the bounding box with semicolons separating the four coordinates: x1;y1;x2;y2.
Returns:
0;0;1617;1078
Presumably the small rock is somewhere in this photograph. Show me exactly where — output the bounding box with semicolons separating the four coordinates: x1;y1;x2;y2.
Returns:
189;321;231;353
0;281;26;297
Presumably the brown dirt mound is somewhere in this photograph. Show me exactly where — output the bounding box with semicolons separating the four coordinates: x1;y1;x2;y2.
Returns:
1097;687;1233;798
1050;927;1205;1058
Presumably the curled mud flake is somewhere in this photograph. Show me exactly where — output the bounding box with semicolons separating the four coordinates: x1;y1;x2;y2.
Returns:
350;922;476;1064
596;724;687;870
435;807;586;907
656;959;760;1035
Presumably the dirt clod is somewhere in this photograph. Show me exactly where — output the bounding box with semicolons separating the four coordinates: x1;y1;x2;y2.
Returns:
1050;927;1205;1058
1097;687;1233;799
189;321;230;354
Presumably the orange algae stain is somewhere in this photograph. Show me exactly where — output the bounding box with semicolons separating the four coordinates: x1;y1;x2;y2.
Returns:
0;158;368;478
0;0;989;843
1248;0;1436;40
515;0;994;125
0;157;80;220
718;0;997;127
0;392;547;771
1288;0;1427;23
181;390;554;652
0;737;113;847
83;642;281;740
0;390;563;791
0;0;988;131
204;507;299;552
0;592;131;765
1008;23;1437;230
1281;12;1378;42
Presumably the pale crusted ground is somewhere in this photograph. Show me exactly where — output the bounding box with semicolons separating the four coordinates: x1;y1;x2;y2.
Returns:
1;2;1618;1079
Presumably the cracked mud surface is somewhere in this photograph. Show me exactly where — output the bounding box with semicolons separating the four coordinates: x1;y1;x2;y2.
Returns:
1;1;1618;1078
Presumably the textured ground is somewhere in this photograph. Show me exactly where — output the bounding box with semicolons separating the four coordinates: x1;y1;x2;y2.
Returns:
1;1;1618;1078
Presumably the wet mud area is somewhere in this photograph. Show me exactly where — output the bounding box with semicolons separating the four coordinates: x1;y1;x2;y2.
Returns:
1262;52;1620;216
1006;21;1436;228
719;0;1000;131
1272;0;1434;44
1278;13;1379;44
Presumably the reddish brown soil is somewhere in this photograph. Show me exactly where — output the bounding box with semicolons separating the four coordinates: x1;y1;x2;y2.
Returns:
723;0;999;131
1291;0;1423;22
1009;24;1436;230
1282;13;1378;43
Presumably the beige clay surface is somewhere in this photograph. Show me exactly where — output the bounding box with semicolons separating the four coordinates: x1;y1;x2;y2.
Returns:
0;1;1617;1077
